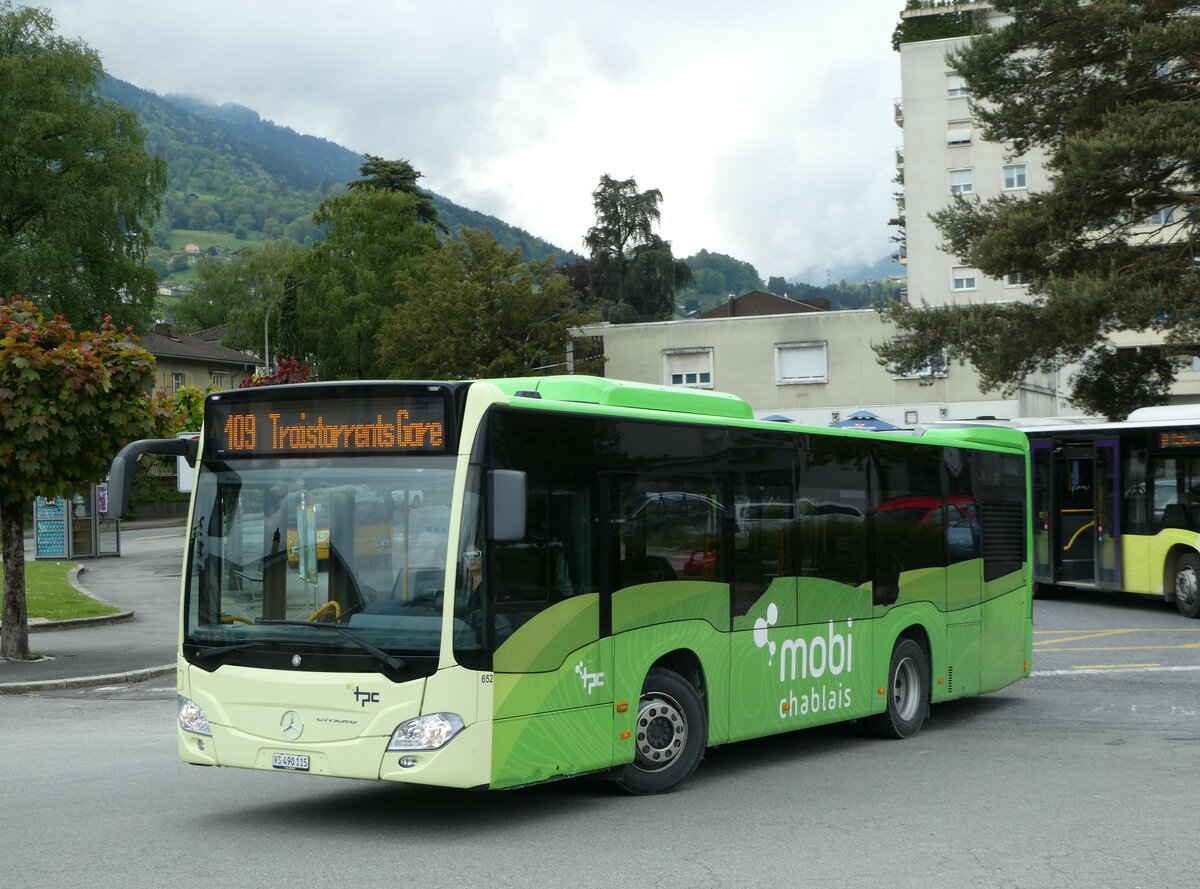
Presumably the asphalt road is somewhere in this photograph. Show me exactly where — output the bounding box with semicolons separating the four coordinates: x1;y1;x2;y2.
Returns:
3;588;1198;888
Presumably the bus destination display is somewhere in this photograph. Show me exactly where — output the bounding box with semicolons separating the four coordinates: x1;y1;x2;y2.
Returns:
1158;430;1200;450
207;396;447;457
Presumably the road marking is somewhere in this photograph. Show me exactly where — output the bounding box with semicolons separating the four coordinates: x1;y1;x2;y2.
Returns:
136;532;185;540
1036;643;1200;653
1034;629;1129;646
1035;628;1200;654
1031;664;1200;677
1035;628;1200;634
1070;663;1160;670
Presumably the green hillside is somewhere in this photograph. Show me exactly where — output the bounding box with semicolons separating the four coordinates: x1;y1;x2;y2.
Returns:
99;77;576;298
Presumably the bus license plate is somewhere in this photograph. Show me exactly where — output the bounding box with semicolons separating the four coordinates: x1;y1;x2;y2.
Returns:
272;753;310;771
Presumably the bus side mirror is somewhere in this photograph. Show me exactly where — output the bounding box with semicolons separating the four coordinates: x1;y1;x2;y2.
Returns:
488;469;527;543
108;437;199;519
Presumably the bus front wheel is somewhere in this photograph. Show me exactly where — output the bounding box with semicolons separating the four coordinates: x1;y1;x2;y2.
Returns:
1174;553;1200;618
867;637;930;739
616;668;706;795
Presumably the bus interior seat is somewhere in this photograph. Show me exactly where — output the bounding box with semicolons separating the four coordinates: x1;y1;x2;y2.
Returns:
1161;502;1190;529
618;555;677;586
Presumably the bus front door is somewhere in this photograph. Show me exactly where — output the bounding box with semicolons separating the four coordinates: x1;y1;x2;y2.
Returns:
1053;440;1120;588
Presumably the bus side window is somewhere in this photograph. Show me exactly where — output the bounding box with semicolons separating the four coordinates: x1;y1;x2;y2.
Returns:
729;428;796;616
797;436;869;589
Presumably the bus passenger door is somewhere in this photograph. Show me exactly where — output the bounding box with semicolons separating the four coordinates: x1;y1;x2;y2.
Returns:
1093;439;1121;588
1052;440;1120;589
1030;440;1053;586
1055;445;1097;585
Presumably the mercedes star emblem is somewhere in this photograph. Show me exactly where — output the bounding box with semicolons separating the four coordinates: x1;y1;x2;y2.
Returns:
280;709;304;740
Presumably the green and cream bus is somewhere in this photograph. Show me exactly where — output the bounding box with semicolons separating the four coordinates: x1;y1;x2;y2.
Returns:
109;376;1032;793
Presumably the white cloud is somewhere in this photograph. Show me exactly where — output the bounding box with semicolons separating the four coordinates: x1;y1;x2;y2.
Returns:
41;0;902;279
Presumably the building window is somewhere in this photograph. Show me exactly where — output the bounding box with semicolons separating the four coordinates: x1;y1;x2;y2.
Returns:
1145;205;1179;225
775;342;827;385
952;267;977;291
1005;270;1029;287
1002;164;1027;190
946;74;968;99
948;168;973;195
211;372;228;389
663;348;713;388
171;372;185;393
946;119;972;146
888;339;949;380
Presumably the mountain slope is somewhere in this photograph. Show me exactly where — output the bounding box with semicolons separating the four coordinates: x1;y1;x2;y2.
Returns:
100;77;574;263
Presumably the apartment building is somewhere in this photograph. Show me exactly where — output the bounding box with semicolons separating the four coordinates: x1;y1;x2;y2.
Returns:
580;3;1199;419
895;1;1200;406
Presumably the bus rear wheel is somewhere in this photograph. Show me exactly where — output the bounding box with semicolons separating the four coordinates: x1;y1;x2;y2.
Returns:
616;668;706;795
1174;553;1200;618
866;637;930;739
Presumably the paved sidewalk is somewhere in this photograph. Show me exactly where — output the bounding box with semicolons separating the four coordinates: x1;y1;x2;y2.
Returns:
0;520;185;694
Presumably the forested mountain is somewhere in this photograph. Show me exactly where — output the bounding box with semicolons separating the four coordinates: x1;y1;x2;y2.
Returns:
100;78;573;264
679;249;904;313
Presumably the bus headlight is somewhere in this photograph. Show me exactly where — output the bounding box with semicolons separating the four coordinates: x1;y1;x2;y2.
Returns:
386;713;464;751
178;695;212;736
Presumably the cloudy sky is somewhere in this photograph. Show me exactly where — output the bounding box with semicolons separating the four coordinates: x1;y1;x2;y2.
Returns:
41;1;903;282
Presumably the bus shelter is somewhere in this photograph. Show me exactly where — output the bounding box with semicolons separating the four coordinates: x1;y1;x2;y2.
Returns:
33;484;120;560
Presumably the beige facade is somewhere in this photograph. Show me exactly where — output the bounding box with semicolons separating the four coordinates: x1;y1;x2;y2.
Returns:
143;323;259;393
151;355;255;394
579;310;1058;428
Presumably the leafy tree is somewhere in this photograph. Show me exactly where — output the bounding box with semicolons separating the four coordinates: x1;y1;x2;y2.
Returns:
172;259;246;333
877;0;1200;419
627;235;694;319
766;276;790;296
349;156;445;231
165;385;208;431
555;256;594;305
679;250;764;310
0;4;167;332
378;227;601;379
298;160;442;378
173;240;305;364
584;174;689;321
0;296;165;659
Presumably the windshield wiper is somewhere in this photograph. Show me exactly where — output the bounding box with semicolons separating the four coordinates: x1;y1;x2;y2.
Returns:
255;620;407;672
194;639;276;660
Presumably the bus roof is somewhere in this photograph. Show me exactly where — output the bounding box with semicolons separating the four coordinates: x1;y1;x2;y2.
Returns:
487;375;755;420
486;376;1027;452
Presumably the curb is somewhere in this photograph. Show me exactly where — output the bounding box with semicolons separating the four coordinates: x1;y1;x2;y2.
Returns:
18;565;135;633
0;663;175;695
28;610;135;632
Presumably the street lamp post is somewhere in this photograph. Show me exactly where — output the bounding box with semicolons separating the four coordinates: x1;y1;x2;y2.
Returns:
262;277;311;371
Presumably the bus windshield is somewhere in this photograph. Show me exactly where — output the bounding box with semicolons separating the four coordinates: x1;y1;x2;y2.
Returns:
184;456;458;667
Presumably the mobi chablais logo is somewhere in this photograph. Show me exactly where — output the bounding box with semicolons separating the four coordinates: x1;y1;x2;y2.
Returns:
753;602;855;720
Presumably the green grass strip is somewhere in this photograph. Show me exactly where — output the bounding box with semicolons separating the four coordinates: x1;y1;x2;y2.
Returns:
0;561;120;621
